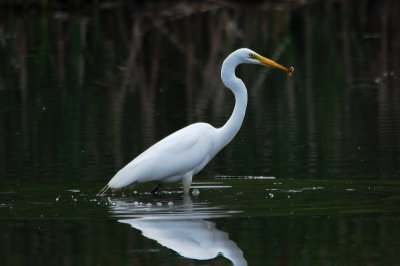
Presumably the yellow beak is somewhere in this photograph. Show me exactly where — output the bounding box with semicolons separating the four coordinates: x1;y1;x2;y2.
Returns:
255;54;294;78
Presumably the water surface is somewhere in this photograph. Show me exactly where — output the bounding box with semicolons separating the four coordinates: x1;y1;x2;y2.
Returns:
1;178;400;265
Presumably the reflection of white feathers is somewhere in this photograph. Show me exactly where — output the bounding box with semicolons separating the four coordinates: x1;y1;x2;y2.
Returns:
120;217;247;266
109;196;248;266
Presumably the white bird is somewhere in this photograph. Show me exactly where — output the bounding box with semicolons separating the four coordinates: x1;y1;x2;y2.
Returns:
97;48;293;196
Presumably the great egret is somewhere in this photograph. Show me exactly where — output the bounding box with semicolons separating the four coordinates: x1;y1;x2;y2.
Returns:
97;48;293;196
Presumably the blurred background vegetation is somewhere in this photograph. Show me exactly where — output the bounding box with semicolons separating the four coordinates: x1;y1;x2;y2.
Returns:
0;0;399;185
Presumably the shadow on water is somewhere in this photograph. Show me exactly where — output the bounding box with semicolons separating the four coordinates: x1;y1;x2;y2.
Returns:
109;196;247;266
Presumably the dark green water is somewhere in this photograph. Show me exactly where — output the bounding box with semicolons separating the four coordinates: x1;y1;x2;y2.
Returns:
1;1;400;265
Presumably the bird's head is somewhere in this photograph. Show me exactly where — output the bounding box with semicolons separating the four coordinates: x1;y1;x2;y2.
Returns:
235;48;294;78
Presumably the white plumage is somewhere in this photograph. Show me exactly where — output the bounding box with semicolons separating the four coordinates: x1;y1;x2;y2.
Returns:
98;48;293;196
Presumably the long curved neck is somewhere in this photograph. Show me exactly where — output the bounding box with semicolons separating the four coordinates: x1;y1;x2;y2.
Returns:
215;56;248;151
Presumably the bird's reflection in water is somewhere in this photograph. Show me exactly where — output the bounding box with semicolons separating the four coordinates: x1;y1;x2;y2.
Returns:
108;196;248;266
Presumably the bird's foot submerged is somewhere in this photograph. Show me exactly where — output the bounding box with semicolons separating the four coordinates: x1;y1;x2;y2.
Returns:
150;183;163;195
97;184;110;196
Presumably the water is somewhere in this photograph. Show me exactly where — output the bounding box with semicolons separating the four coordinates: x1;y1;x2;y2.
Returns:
1;179;400;265
1;1;400;265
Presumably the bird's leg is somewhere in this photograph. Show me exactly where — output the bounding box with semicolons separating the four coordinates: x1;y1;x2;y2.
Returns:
182;175;193;196
150;183;162;195
97;184;110;196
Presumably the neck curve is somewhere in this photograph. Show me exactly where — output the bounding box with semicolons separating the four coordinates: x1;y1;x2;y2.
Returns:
214;54;248;152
